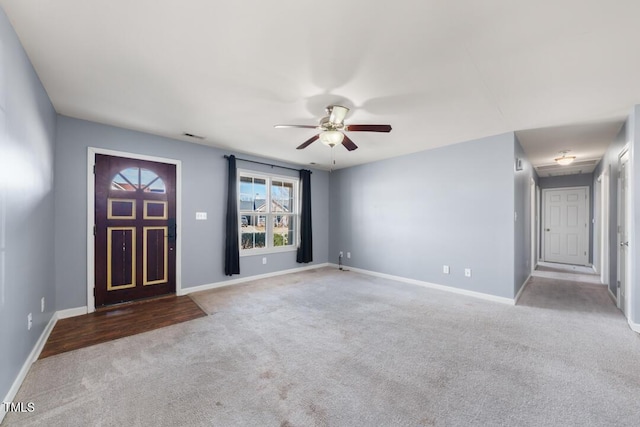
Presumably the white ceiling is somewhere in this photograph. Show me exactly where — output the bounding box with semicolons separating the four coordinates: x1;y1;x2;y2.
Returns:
2;0;639;171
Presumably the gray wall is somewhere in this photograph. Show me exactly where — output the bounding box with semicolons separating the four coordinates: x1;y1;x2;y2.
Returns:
538;173;594;264
328;132;517;299
514;136;538;296
0;7;57;403
55;116;329;310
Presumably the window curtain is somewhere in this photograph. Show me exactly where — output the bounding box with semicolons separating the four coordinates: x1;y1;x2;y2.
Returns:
224;155;240;275
296;169;313;263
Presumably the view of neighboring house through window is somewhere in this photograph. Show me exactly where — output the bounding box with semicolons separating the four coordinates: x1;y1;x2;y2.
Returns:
239;171;298;253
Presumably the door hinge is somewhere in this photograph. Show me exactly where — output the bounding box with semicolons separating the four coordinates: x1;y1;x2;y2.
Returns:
93;225;96;235
617;281;621;289
93;288;96;296
93;164;96;174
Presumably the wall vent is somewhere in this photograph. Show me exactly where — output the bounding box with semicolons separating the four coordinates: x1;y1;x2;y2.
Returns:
183;132;205;140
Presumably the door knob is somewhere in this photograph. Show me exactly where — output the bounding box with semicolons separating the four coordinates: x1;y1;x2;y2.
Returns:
620;241;629;247
546;228;550;232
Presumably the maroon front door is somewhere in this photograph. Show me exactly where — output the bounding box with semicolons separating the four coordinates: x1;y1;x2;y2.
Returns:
94;154;176;307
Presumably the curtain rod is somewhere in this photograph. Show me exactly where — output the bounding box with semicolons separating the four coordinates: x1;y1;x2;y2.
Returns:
224;155;311;173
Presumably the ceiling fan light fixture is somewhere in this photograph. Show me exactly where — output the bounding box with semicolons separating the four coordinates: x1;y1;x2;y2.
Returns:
555;151;576;166
319;130;344;147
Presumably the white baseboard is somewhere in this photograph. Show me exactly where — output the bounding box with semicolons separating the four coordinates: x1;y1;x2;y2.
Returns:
57;306;88;319
629;319;640;334
1;312;57;423
179;263;331;295
331;264;516;305
514;274;532;304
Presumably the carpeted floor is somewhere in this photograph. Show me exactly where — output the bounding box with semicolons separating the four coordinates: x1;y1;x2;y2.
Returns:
4;267;640;426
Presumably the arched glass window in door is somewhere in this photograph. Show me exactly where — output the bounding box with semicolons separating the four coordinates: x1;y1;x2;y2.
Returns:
111;167;166;193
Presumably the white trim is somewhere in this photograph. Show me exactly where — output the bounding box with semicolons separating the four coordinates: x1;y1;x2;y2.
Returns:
541;186;590;266
1;313;57;423
530;177;536;276
87;147;182;313
617;146;632;317
237;168;300;256
330;265;516;305
628;319;640;334
608;287;618;305
57;306;88;319
514;274;532;304
179;263;330;295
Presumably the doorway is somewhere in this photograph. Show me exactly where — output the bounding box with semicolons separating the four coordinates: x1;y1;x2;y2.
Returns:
617;149;630;314
530;178;537;274
88;149;181;311
597;168;610;288
542;187;589;265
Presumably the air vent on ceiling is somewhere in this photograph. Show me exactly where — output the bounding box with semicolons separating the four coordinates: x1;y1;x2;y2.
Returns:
183;132;205;140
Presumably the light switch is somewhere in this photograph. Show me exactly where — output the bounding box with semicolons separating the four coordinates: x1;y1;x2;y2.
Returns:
196;212;207;220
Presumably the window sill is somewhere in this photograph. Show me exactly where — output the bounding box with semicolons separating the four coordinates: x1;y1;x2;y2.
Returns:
240;246;298;257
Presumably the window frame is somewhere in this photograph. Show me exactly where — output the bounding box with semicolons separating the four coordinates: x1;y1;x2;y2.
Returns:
237;169;300;256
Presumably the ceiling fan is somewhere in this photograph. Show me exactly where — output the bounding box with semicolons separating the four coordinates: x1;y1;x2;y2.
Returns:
274;105;392;151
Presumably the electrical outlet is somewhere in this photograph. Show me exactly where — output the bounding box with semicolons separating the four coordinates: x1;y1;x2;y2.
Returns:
465;268;472;278
195;212;207;220
41;297;45;313
262;257;267;265
347;252;351;259
27;313;32;330
443;265;450;274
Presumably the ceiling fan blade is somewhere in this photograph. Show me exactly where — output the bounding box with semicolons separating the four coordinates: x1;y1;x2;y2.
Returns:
296;134;320;150
275;124;319;129
329;105;349;125
341;134;358;151
344;124;392;132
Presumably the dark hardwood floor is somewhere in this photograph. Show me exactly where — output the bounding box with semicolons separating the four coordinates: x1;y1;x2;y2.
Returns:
39;295;207;359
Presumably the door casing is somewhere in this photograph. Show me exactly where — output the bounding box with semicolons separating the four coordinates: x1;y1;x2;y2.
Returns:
617;148;630;315
541;186;590;266
87;147;182;313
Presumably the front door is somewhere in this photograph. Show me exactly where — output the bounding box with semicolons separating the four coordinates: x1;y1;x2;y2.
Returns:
94;154;176;307
543;187;589;265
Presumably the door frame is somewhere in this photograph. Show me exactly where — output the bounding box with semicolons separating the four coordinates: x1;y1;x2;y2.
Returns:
530;177;537;274
87;147;182;313
617;147;631;316
597;168;610;288
541;186;590;266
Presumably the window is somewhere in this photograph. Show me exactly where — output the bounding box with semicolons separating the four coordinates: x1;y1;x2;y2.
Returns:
239;171;298;253
111;168;166;193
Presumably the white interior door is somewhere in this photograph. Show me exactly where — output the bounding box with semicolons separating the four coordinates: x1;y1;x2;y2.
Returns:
530;178;536;273
600;168;610;287
543;187;589;265
618;151;630;313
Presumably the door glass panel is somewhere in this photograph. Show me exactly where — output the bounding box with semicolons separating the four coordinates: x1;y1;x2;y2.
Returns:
111;167;165;193
141;169;166;193
112;168;138;191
